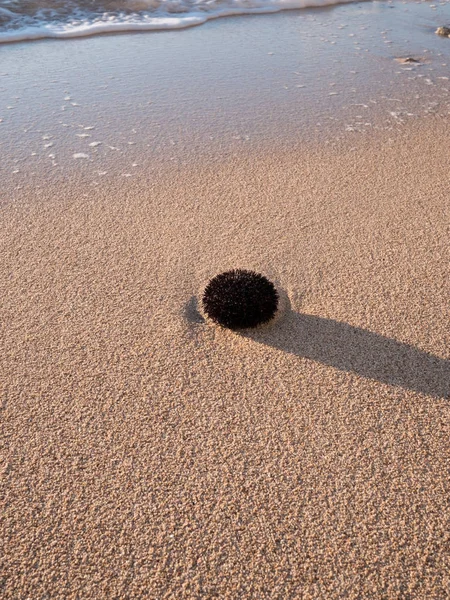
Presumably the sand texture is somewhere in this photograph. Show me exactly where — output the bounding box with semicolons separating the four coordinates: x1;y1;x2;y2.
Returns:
1;120;450;599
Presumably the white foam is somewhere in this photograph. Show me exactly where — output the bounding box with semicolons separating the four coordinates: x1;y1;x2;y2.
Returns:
0;0;360;44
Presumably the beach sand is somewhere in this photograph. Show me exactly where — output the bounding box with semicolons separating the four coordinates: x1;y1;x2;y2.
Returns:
2;1;450;596
2;114;449;598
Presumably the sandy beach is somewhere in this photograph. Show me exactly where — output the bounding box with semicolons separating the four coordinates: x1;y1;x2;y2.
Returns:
2;116;449;598
2;2;450;598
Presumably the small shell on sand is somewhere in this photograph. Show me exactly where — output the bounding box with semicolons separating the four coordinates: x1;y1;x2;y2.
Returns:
436;26;450;37
73;153;89;159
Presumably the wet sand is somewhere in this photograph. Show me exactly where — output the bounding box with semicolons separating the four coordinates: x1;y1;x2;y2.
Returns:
2;114;450;598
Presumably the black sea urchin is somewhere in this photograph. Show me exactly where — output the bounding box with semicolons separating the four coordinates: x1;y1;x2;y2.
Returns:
202;269;279;330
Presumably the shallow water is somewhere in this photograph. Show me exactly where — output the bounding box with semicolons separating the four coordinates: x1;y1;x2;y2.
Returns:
0;0;449;184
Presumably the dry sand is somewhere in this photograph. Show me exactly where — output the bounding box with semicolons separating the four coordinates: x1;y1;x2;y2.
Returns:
1;117;450;599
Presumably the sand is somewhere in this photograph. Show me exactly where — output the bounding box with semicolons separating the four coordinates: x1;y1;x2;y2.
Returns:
1;111;449;598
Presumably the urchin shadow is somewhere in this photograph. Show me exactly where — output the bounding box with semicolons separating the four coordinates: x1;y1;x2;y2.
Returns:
184;296;449;399
244;311;450;399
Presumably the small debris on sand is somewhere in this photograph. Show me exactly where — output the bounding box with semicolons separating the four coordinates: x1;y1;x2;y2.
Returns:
436;26;450;37
395;57;421;64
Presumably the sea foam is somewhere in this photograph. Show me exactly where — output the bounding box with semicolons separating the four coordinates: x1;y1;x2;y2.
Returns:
0;0;360;44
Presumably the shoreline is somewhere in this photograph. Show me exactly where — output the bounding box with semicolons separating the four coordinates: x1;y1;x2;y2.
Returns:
1;0;450;184
3;111;450;199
